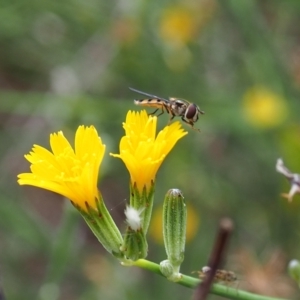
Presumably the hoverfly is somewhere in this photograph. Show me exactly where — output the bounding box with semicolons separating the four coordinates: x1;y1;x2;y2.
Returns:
129;87;205;131
193;266;238;284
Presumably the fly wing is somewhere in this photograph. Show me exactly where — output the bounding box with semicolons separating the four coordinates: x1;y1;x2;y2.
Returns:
129;87;169;103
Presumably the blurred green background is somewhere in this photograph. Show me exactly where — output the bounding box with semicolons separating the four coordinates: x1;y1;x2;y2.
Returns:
1;0;300;299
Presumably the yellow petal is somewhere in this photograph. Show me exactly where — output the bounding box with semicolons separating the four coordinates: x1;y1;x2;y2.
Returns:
18;125;105;211
111;110;187;192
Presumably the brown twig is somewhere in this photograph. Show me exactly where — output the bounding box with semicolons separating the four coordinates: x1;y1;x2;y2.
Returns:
193;218;234;300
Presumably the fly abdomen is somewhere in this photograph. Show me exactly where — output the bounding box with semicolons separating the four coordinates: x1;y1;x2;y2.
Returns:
134;98;166;109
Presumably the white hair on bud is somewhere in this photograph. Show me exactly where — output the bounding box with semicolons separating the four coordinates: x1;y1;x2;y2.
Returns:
124;206;144;231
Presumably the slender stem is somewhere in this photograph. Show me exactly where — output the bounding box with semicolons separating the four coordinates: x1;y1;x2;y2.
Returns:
131;259;290;300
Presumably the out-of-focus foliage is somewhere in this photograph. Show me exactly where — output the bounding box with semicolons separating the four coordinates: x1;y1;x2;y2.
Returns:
1;0;300;299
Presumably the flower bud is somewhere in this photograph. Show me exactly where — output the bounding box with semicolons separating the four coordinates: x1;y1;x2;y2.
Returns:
288;259;300;287
120;206;148;261
162;189;187;271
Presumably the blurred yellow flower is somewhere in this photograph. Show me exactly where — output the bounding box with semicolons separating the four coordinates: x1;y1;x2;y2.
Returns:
242;86;288;128
159;2;217;47
18;126;105;211
159;6;196;46
110;110;187;192
149;203;200;244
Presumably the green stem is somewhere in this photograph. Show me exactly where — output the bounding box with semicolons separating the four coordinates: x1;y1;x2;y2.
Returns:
131;259;289;300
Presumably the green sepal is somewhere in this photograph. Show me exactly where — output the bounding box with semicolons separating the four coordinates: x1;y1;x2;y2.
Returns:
163;189;187;268
160;259;182;282
121;227;148;261
73;192;124;259
129;181;155;234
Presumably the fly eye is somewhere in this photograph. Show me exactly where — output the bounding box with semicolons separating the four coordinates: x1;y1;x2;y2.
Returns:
185;104;198;120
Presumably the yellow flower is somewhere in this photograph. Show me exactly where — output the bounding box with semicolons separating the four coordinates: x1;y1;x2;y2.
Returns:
160;6;197;46
17;126;105;211
242;86;289;128
110;110;187;192
159;2;217;47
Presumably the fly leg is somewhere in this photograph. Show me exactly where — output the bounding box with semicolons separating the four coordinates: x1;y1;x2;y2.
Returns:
148;108;159;115
167;113;176;125
148;106;165;116
181;117;201;132
155;107;165;117
166;104;176;124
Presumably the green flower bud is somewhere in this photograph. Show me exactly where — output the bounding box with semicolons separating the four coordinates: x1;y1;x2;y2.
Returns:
120;206;148;261
288;259;300;287
162;189;187;271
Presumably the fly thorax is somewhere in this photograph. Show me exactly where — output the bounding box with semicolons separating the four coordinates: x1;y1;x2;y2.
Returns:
171;100;187;116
